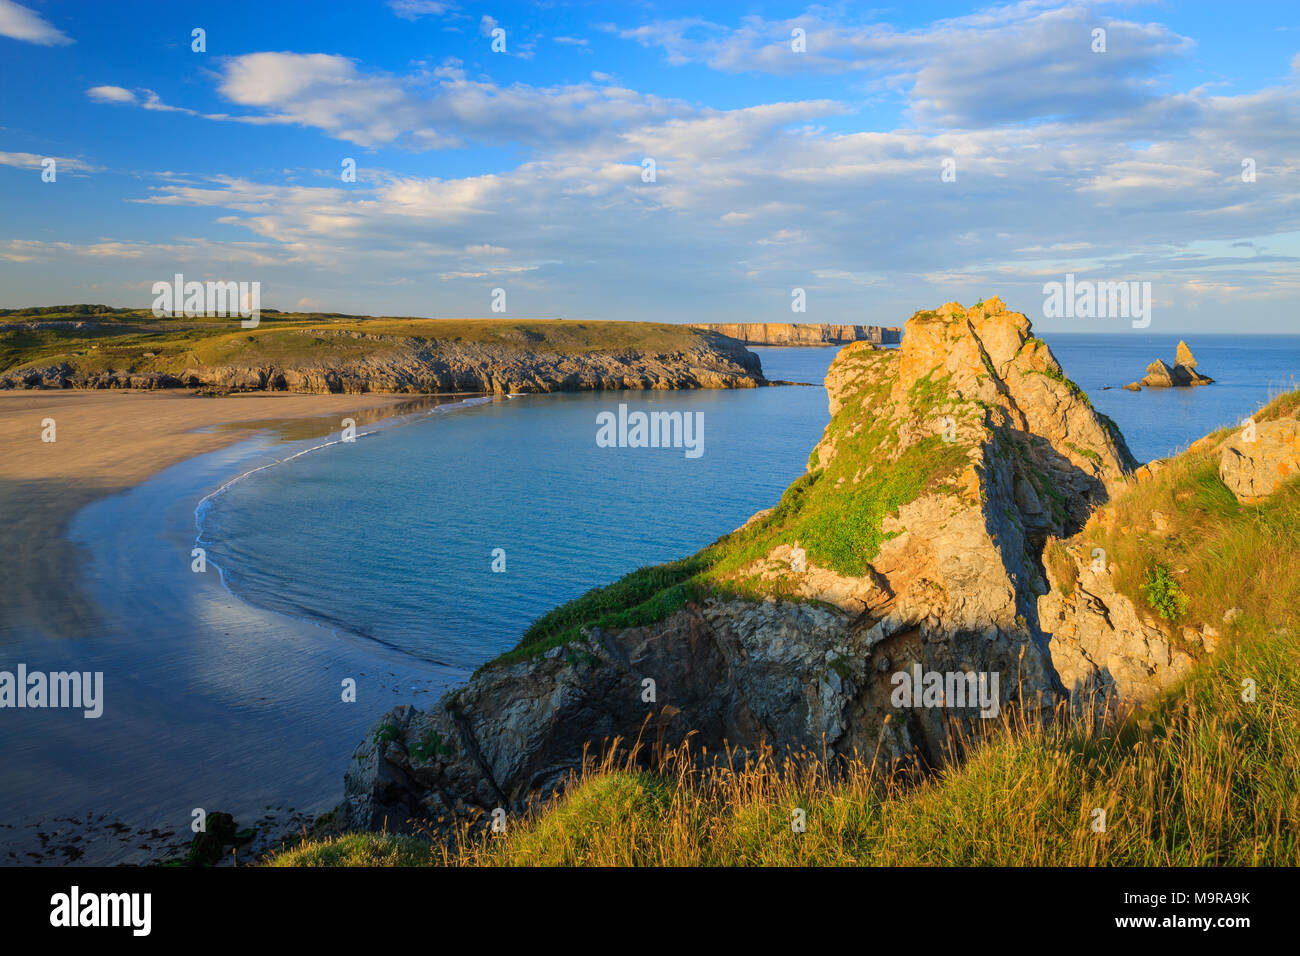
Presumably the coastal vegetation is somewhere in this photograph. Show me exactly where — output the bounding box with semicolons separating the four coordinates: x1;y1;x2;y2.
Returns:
274;390;1300;866
276;620;1299;865
1080;388;1300;635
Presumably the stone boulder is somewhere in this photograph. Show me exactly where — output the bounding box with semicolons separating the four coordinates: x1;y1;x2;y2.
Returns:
1040;540;1197;720
1219;418;1300;503
1139;360;1177;388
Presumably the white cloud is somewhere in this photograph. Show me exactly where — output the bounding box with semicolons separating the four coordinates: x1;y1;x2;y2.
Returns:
17;3;1300;331
388;0;454;20
0;151;100;173
105;58;1300;328
127;52;700;151
87;85;135;104
609;3;1194;127
0;0;71;46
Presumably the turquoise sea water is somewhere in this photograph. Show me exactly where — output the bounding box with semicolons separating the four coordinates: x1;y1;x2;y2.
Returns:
197;335;1300;672
197;348;837;669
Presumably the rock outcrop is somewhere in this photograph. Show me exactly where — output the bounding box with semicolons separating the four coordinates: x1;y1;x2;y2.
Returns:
1039;408;1300;717
0;328;767;394
1127;341;1214;390
1039;543;1198;719
1219;418;1300;503
690;323;901;346
344;297;1145;834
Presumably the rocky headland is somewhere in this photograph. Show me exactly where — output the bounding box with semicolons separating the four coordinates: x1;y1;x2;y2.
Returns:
0;315;768;394
690;323;901;346
343;296;1193;833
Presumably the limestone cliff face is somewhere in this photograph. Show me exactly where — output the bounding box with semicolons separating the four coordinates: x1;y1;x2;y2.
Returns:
690;323;901;346
1219;419;1300;503
343;298;1141;833
0;328;766;394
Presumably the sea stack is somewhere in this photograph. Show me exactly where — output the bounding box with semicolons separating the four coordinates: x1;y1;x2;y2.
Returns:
1127;340;1214;390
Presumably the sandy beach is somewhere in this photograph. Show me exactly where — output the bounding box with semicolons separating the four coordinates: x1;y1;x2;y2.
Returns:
0;390;429;639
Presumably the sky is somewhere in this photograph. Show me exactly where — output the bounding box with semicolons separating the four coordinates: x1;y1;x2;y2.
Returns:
1;0;1298;333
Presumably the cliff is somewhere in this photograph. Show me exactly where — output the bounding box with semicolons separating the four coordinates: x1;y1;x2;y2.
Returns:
690;323;901;346
344;297;1152;832
0;315;767;394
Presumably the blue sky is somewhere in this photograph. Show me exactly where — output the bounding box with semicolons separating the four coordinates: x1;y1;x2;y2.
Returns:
2;0;1298;332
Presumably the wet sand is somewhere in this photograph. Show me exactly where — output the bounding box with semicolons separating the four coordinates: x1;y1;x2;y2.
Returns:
0;390;473;864
0;390;422;638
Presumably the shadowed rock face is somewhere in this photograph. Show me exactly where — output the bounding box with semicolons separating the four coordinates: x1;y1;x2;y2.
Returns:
1040;544;1198;721
0;328;767;394
343;297;1142;833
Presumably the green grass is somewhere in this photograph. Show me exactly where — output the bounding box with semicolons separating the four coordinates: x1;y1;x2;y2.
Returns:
1082;396;1300;634
268;832;440;867
484;557;711;671
1029;366;1093;409
1066;441;1104;464
409;729;454;761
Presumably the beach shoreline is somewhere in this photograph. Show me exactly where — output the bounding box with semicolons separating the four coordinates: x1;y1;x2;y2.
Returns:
0;390;477;864
0;390;454;639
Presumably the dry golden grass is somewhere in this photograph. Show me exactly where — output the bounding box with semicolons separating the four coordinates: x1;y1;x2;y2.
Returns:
1084;448;1300;642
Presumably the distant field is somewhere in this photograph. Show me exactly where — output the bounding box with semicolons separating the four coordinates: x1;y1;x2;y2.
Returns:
0;305;712;378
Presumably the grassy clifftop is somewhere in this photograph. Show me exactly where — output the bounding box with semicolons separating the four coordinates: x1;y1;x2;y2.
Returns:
1048;388;1300;637
0;306;718;381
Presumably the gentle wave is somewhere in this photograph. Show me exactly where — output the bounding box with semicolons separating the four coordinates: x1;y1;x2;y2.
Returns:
190;394;496;665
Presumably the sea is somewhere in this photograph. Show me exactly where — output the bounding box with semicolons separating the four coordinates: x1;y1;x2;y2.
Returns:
195;333;1300;672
